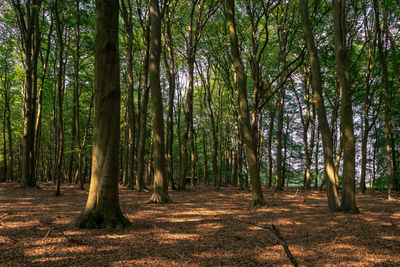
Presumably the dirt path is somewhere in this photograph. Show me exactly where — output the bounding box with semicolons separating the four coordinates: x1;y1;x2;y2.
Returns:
0;182;399;266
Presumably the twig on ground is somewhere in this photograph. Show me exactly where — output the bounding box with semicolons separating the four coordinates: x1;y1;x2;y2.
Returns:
42;227;52;241
332;234;339;244
235;218;299;267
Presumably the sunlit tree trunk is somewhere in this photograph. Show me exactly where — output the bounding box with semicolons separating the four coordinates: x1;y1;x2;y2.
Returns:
76;0;129;228
299;0;340;210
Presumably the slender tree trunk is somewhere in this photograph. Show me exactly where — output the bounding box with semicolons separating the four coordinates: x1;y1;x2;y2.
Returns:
136;22;150;191
299;0;340;210
121;0;136;190
267;108;275;187
275;86;285;191
148;0;170;203
314;127;320;188
54;0;66;196
2;108;6;182
201;128;208;186
373;0;392;200
225;0;266;206
163;3;176;190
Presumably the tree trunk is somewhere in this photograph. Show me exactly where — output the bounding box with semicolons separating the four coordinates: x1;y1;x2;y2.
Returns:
163;3;176;190
54;0;66;196
148;0;170;203
373;0;392;200
333;0;358;212
267;108;275;187
121;0;136;190
13;0;42;188
299;0;340;210
225;0;266;206
76;0;129;228
136;22;150;191
202;127;208;185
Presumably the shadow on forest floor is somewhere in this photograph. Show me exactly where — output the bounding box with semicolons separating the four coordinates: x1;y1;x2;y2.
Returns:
0;182;399;266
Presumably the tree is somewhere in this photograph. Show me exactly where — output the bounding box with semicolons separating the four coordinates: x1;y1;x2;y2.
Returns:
225;0;266;207
373;0;393;200
76;0;129;228
333;0;358;213
12;0;42;187
299;0;340;210
147;0;170;203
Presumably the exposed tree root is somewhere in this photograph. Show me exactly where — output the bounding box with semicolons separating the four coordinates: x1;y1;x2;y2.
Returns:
249;199;268;208
75;209;131;229
235;218;298;267
147;192;171;204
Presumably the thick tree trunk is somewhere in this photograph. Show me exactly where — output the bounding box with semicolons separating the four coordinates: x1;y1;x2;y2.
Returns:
333;0;358;212
14;0;42;187
225;0;266;206
76;0;129;228
148;0;170;203
299;0;340;210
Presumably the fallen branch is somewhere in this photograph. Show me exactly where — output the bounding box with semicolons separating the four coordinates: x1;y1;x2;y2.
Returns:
235;218;298;267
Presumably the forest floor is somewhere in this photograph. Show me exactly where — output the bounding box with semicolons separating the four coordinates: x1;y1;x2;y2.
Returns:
0;182;399;267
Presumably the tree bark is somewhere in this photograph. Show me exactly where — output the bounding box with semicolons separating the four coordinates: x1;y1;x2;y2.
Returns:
121;0;136;189
148;0;170;203
299;0;340;210
76;0;129;228
373;0;392;200
13;0;42;187
225;0;266;206
163;2;176;190
136;21;151;191
333;0;358;212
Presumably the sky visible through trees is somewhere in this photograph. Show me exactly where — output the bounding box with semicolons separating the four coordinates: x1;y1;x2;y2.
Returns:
0;0;399;224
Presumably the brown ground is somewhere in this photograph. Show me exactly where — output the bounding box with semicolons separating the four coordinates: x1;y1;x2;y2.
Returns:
0;182;399;267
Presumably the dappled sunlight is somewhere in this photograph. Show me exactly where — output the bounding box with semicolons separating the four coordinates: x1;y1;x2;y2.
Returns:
0;183;399;266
